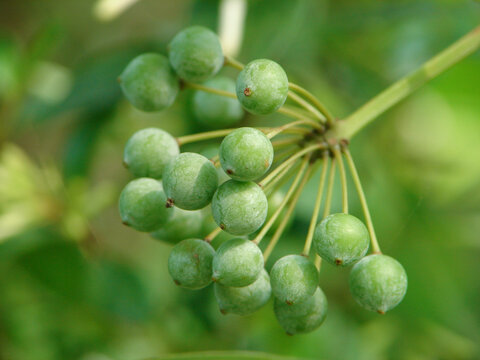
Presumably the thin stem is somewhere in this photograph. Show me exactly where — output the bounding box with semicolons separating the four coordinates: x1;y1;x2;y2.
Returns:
287;91;326;123
263;163;314;261
272;137;302;148
177;128;234;145
205;227;222;243
177;126;307;145
333;25;480;139
322;157;336;219
289;82;335;126
259;143;325;188
263;158;301;195
302;152;329;256
314;254;322;271
343;148;381;254
224;56;244;70
332;146;348;214
254;156;310;245
266;119;323;139
184;82;237;99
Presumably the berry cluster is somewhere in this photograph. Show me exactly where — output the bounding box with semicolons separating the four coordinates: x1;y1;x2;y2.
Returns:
118;26;407;335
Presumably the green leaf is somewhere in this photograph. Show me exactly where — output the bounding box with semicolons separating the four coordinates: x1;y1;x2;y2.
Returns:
148;351;309;360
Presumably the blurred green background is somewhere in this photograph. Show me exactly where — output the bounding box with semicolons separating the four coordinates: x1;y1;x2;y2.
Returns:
1;1;479;359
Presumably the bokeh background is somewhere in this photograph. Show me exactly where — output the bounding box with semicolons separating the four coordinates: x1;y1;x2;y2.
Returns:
1;1;480;359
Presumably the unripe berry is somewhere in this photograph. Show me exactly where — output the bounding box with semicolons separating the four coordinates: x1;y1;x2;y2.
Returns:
274;287;328;335
236;59;288;115
193;76;244;129
119;53;179;112
270;255;319;305
168;26;223;82
349;254;407;314
163;153;218;210
212;238;263;287
313;213;370;266
119;178;172;232
168;238;215;289
214;268;271;316
150;207;204;244
123;128;179;179
211;180;268;235
219;127;274;181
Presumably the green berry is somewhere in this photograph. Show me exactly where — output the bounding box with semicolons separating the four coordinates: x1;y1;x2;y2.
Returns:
349;254;407;314
236;59;288;115
119;53;179;112
211;180;268;235
168;239;215;289
123;128;179;179
150;207;204;244
313;213;370;266
119;178;172;232
274;287;328;335
219;127;274;181
270;255;319;305
212;238;263;287
214;268;271;316
168;26;223;82
193;76;244;129
163;152;218;210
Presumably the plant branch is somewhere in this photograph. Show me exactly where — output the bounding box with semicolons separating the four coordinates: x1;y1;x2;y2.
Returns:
332;25;480;139
322;157;336;219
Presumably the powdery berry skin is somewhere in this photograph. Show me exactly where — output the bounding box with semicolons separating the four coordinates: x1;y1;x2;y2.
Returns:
313;213;370;266
163;152;218;210
123;128;179;179
274;287;328;335
168;26;223;82
212;238;263;287
219;127;274;181
193;76;244;129
167;238;215;289
270;255;319;305
236;59;288;115
119;178;172;232
349;254;407;314
150;207;204;244
214;268;271;316
119;53;179;112
211;180;268;235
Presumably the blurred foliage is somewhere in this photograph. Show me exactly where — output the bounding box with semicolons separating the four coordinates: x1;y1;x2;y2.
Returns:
0;0;479;360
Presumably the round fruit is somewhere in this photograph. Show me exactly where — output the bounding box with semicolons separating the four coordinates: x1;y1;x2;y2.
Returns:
274;287;328;335
163;152;218;210
193;76;244;129
119;178;172;232
168;26;223;82
212;238;263;287
123;128;179;179
270;255;319;305
119;53;179;112
219;127;274;181
214;268;271;316
211;180;268;235
150;207;204;244
168;239;215;289
236;59;288;115
349;254;407;314
313;213;370;266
